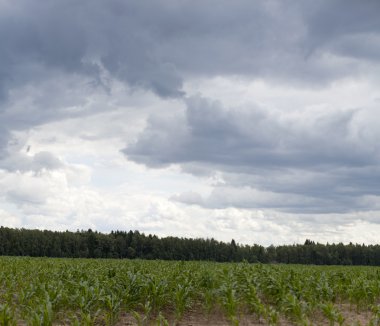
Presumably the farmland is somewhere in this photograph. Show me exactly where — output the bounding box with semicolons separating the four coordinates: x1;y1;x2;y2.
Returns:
0;257;380;325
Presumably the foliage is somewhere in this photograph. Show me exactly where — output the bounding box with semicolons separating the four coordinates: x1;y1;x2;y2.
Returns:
0;257;379;324
1;226;380;266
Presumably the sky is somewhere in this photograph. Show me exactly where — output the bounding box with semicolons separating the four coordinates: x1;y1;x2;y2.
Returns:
0;0;380;246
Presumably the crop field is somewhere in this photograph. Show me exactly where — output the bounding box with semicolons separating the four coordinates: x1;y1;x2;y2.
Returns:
0;257;380;325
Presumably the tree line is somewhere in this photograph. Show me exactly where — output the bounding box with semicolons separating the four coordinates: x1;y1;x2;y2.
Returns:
0;226;379;265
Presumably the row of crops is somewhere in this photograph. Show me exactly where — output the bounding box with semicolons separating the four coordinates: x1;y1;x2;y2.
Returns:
1;257;380;325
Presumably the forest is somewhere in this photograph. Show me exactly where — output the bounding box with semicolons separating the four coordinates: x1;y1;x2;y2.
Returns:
0;226;379;265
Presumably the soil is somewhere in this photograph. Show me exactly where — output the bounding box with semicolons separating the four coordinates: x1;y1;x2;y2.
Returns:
115;304;374;326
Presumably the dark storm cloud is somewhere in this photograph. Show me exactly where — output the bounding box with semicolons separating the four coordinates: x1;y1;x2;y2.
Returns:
126;96;375;169
304;0;380;61
0;0;186;101
124;96;380;213
1;0;379;104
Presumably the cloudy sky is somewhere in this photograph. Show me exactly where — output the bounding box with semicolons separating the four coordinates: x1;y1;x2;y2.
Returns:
1;0;380;245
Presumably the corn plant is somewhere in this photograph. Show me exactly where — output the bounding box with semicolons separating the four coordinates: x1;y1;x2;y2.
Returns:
1;257;380;325
0;304;16;326
101;293;122;325
218;280;239;325
156;312;170;326
320;302;345;326
174;282;192;320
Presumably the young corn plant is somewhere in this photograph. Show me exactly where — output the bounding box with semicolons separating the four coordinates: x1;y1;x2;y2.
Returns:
101;293;122;326
0;304;16;326
199;270;217;315
144;277;169;312
27;299;54;326
79;309;101;326
264;305;279;326
121;271;144;310
156;312;170;326
320;303;345;326
281;292;309;323
219;282;239;326
132;300;152;326
174;283;192;321
244;284;266;318
202;288;215;315
369;304;380;326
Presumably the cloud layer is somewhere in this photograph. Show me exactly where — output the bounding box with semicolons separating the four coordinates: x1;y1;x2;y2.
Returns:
125;95;380;213
0;0;380;243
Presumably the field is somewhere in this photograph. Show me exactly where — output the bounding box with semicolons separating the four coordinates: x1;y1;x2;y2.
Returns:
0;257;380;325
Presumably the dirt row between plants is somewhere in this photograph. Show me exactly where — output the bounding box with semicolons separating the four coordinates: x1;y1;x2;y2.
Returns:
115;304;373;326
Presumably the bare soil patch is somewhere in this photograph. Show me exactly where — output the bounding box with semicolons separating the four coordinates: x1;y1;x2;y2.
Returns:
115;304;374;325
